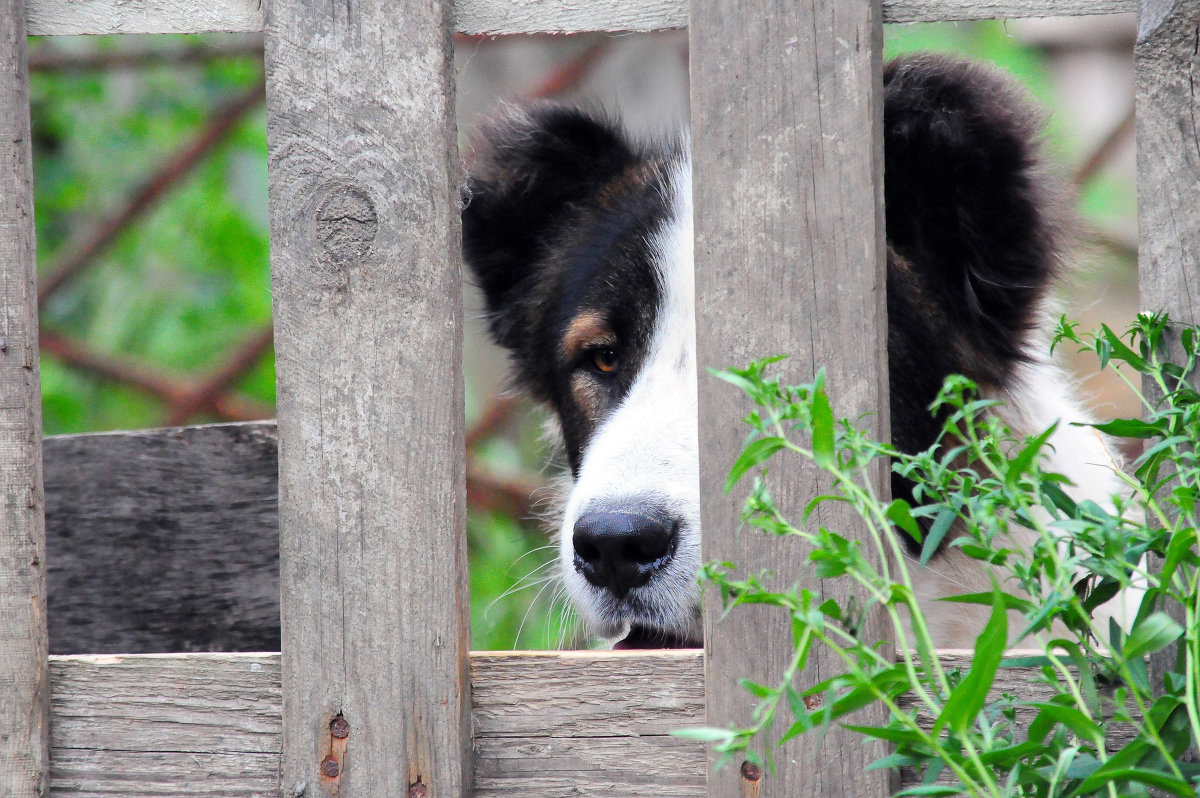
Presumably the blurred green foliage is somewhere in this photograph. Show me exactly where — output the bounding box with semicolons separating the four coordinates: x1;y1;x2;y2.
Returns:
27;22;1134;651
32;38;272;432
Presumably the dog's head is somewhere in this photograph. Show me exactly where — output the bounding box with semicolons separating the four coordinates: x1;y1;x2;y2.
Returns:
463;106;702;648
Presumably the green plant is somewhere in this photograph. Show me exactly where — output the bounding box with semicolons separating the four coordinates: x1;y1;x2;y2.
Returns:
683;313;1199;797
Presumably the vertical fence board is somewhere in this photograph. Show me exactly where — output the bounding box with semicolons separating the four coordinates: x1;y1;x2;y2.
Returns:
264;0;470;795
690;1;891;795
0;0;48;796
1134;0;1200;699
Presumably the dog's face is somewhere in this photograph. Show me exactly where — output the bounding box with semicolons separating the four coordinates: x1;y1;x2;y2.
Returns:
463;58;1066;648
463;107;702;647
552;165;701;647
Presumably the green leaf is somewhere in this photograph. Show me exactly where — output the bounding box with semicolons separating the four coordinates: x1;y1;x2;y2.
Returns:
935;586;1007;736
1007;423;1056;488
920;508;956;566
672;727;738;743
1089;418;1164;438
739;679;778;699
1028;702;1104;747
893;786;962;796
1073;767;1196;797
841;723;925;745
886;499;921;544
811;386;835;467
1099;323;1147;371
708;367;758;397
1122;612;1184;660
725;437;787;493
937;591;1034;614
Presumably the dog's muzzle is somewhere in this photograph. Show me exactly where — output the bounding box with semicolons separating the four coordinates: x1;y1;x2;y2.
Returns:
571;504;677;600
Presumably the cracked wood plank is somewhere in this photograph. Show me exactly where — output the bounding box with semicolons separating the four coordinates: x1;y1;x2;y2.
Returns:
264;0;470;794
689;0;891;795
45;651;1144;796
1134;0;1200;713
1;0;48;795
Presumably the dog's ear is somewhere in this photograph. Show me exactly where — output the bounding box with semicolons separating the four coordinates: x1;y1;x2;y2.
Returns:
462;105;640;352
883;53;1065;383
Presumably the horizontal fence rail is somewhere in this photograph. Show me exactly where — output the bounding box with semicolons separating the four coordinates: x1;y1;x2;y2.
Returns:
43;423;279;655
46;651;1138;797
24;0;1136;36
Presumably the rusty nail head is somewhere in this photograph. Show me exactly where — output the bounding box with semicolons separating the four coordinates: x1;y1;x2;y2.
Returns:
740;761;763;782
804;693;822;710
321;755;340;779
408;779;430;798
330;714;350;739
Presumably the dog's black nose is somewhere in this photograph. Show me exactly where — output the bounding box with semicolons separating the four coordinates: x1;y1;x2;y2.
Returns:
572;509;675;599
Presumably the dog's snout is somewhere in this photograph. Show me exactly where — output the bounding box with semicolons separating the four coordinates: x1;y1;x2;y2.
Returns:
572;509;676;599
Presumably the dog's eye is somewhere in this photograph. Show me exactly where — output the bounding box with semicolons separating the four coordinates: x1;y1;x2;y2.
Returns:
590;348;618;374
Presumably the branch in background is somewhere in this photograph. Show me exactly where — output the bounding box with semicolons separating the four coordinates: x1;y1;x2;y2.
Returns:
466;395;520;450
163;327;273;426
466;465;542;521
522;38;612;99
39;329;272;422
37;80;265;304
1082;225;1138;261
1073;102;1135;187
40;329;184;401
29;35;264;72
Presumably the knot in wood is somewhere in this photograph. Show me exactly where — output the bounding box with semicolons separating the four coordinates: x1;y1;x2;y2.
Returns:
740;761;763;783
315;184;378;263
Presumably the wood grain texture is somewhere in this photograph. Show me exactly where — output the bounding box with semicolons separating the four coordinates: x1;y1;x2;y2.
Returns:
470;651;707;796
263;0;470;795
25;0;263;35
50;653;280;798
882;0;1134;21
1136;0;1200;326
44;423;279;655
456;0;685;33
689;0;890;795
21;0;1135;36
45;651;1146;797
1;0;48;795
1134;0;1200;718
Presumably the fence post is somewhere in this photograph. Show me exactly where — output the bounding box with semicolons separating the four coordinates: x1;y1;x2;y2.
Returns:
1135;0;1200;704
264;0;471;795
690;1;892;795
0;0;49;796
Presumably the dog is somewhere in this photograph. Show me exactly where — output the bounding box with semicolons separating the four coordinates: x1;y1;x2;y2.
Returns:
461;53;1128;649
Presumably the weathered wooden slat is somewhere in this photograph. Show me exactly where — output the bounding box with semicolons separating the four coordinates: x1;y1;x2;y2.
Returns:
884;0;1134;20
44;422;279;655
264;0;470;795
1;0;48;795
46;651;1143;797
1136;2;1200;335
1134;0;1200;707
25;0;263;35
22;0;1135;37
690;0;890;795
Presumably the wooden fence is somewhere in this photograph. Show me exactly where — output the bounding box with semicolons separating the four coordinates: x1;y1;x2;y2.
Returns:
1;0;1196;796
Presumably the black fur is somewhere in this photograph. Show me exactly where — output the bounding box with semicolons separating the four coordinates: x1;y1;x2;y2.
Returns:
881;55;1064;550
462;105;681;472
462;55;1065;547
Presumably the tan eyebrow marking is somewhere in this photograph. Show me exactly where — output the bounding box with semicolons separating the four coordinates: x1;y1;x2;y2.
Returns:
561;310;615;363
